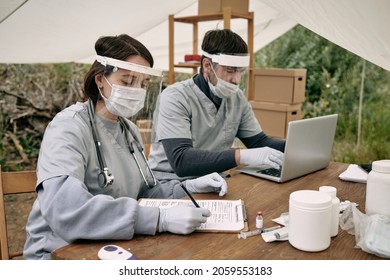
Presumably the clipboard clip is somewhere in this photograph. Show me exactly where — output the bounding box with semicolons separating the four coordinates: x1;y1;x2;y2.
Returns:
235;204;247;222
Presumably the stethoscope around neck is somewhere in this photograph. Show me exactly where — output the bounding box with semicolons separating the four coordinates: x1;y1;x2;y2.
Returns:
87;99;157;189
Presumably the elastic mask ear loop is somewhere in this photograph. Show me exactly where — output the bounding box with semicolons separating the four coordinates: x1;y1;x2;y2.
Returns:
210;63;218;78
98;77;111;101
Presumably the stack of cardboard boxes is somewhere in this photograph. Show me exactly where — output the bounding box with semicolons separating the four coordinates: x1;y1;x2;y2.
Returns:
250;68;307;139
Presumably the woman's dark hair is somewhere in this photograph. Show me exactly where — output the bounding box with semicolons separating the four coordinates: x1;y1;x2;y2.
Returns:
84;34;154;104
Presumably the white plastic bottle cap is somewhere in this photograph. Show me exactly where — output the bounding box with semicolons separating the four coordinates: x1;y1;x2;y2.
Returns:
372;160;390;173
319;186;337;199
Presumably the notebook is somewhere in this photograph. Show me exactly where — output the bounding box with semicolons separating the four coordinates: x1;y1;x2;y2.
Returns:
235;114;338;183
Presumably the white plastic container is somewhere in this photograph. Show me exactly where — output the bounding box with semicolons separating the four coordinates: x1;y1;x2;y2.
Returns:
288;190;332;252
366;160;390;216
319;186;340;237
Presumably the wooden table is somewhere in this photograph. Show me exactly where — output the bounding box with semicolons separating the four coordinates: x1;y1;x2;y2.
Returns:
52;162;382;260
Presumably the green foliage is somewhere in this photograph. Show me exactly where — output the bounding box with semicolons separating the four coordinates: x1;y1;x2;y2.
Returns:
0;63;88;171
255;25;390;164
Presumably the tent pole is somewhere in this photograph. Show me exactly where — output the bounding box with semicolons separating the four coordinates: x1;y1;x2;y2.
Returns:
357;59;366;149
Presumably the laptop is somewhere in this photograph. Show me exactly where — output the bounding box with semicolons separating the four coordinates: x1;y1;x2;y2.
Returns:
235;114;338;183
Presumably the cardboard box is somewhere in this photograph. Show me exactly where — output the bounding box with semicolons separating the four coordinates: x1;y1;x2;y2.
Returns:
136;119;152;129
250;101;302;139
139;128;152;144
253;68;307;104
198;0;249;15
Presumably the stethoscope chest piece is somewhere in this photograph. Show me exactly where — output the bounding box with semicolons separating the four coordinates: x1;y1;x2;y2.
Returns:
98;167;115;188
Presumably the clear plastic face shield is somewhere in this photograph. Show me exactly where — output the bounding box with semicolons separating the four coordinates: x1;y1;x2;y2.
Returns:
96;55;163;122
96;55;163;93
88;56;162;189
202;51;250;80
202;51;250;97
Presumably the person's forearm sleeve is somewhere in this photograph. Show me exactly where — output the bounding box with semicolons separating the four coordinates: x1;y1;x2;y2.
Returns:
162;138;237;177
240;132;285;152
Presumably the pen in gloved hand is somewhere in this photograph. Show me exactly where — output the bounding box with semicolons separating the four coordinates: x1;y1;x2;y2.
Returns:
180;184;200;208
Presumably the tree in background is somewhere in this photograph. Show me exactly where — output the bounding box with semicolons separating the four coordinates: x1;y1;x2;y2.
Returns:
0;63;88;170
255;25;390;163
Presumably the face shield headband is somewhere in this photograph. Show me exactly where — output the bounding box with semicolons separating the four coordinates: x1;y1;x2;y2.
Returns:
96;55;163;77
202;51;250;68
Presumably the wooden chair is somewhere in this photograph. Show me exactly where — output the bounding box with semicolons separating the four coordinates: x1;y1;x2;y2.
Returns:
0;165;37;260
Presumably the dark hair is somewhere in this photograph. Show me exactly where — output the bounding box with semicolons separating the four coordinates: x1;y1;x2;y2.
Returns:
200;29;247;71
201;29;248;55
84;34;154;104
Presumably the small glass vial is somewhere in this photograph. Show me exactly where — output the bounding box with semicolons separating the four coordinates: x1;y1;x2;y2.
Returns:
255;211;263;229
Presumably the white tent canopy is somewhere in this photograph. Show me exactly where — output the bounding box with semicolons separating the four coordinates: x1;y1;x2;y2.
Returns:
261;0;390;71
0;0;389;72
0;0;296;71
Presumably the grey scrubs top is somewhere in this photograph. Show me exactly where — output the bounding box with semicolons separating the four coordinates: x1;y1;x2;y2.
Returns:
23;101;187;260
148;78;262;181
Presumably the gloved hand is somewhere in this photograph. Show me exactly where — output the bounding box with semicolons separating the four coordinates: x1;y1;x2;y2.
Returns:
185;172;228;196
159;205;211;234
240;147;284;169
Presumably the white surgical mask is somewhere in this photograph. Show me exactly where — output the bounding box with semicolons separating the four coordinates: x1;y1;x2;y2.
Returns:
208;66;239;99
101;77;146;118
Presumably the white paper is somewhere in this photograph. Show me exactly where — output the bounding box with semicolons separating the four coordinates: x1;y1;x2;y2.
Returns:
339;164;368;183
138;199;245;231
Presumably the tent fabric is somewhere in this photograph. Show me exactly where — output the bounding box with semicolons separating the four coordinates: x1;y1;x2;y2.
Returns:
1;0;388;72
0;0;296;71
261;0;390;71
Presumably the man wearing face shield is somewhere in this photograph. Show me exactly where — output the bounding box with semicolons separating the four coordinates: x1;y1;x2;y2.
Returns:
23;34;227;260
148;29;285;182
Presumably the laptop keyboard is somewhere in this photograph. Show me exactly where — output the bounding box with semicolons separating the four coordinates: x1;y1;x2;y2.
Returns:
256;168;281;177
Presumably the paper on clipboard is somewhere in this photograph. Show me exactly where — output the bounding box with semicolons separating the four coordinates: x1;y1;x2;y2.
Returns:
138;199;248;233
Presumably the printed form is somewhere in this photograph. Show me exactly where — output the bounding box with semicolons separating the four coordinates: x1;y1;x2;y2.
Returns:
138;199;246;232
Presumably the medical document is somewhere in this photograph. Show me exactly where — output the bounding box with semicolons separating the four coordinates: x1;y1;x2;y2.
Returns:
138;199;247;232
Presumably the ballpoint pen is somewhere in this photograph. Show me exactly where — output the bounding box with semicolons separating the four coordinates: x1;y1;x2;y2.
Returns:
180;184;200;208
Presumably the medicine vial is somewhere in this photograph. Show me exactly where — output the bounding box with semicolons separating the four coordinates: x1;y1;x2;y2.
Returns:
255;211;263;229
366;160;390;216
319;186;340;237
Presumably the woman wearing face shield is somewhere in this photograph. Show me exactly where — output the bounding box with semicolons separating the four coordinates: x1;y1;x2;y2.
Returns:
148;29;286;182
23;34;227;260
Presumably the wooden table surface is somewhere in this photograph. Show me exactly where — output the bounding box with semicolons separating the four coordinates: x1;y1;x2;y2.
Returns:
52;162;383;260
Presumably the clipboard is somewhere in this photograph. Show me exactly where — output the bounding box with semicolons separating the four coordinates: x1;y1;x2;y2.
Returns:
138;199;248;233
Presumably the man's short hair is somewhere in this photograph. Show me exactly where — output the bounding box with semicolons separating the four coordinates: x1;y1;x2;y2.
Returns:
201;29;248;55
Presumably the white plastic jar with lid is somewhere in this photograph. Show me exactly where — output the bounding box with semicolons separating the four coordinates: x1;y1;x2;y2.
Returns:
319;186;340;237
366;160;390;216
288;190;332;252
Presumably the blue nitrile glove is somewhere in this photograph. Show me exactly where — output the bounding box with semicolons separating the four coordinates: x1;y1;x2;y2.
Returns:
185;172;228;196
158;205;211;234
240;147;284;169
